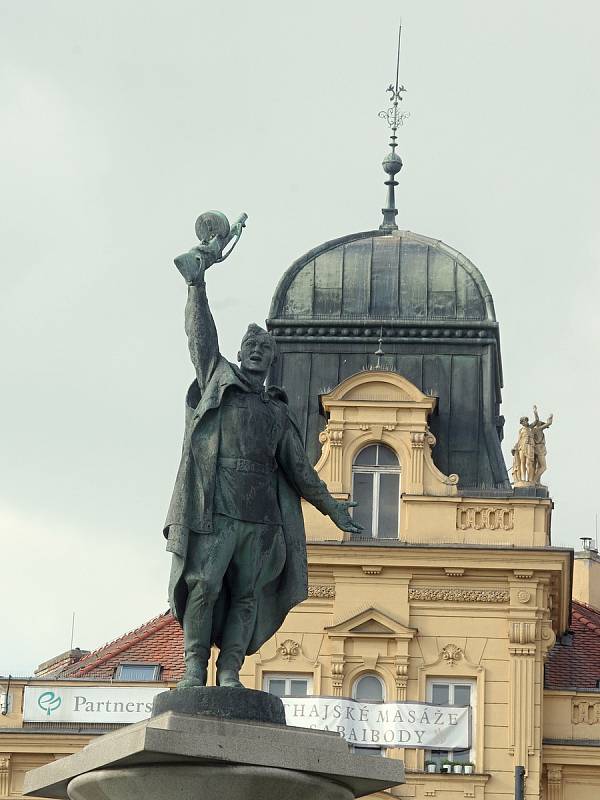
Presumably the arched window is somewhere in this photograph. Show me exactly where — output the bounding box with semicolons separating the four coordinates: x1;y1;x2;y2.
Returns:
352;674;385;755
352;444;400;538
353;674;385;702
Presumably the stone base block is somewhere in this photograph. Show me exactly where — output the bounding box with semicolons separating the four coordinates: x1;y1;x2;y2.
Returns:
24;709;404;799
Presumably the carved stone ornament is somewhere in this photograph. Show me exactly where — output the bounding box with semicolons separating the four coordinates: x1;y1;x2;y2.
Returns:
441;644;463;667
572;699;600;725
444;567;465;577
318;427;343;447
409;587;509;603
509;621;536;645
362;565;382;575
308;584;335;599
457;506;514;531
517;590;532;604
277;639;300;661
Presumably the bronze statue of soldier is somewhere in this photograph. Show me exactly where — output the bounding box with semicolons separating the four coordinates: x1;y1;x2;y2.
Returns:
164;212;362;689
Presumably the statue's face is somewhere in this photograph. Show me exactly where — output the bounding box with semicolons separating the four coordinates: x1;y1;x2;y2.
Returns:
238;334;275;375
520;416;529;426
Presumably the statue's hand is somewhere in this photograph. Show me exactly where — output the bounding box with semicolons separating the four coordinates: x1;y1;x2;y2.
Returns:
174;250;208;285
329;500;363;535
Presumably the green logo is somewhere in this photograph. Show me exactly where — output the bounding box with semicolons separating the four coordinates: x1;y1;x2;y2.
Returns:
38;691;62;716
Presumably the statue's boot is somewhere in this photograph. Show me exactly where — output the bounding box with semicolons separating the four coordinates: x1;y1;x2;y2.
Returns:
216;668;244;688
177;658;207;689
178;590;213;688
215;591;257;689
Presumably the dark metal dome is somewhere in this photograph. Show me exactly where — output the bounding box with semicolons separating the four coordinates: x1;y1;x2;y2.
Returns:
269;229;496;323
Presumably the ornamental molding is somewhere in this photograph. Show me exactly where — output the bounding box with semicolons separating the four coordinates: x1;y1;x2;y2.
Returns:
409;587;509;603
308;584;335;599
277;639;300;661
457;506;514;531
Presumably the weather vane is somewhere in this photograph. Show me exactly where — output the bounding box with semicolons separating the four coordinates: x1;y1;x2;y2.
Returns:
379;24;408;232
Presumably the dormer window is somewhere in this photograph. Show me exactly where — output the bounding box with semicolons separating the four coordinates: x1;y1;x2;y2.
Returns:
352;444;400;538
115;663;161;681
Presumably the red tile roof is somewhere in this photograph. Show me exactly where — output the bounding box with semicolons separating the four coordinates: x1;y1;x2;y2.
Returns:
59;611;185;682
546;600;600;690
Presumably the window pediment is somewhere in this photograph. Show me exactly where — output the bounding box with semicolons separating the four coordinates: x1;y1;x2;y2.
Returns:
326;607;417;640
322;370;434;408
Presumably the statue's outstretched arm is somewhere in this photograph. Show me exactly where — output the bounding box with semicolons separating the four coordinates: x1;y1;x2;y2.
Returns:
276;423;363;534
184;279;220;392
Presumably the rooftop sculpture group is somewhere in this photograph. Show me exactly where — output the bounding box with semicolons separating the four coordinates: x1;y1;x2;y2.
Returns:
511;406;554;486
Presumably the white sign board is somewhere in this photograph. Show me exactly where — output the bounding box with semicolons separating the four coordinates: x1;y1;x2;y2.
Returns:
282;698;470;750
24;686;163;723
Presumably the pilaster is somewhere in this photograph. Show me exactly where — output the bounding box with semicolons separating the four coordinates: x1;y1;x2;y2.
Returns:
508;619;537;772
0;755;10;798
546;764;563;800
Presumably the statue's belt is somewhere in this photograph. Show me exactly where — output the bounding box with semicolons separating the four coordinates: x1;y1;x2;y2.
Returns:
217;457;277;475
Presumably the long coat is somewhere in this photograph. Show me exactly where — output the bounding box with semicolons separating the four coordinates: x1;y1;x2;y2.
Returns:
164;357;321;655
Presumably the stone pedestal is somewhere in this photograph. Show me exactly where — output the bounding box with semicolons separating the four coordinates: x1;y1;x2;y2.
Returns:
24;688;404;800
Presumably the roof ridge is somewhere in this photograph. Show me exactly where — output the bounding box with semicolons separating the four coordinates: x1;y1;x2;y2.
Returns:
573;599;600;615
65;611;173;677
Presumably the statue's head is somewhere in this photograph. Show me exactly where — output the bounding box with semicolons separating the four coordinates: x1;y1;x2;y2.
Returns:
237;324;277;377
520;416;529;426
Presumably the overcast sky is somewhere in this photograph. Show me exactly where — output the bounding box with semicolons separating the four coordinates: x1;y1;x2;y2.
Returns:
1;1;599;675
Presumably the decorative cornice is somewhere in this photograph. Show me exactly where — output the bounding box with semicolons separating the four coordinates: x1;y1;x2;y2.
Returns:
410;587;509;603
308;584;335;599
269;321;496;343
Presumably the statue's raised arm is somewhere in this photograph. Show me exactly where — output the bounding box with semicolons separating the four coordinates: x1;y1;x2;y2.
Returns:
173;211;247;391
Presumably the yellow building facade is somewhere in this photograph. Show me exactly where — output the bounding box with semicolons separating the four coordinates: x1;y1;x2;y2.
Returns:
2;367;599;800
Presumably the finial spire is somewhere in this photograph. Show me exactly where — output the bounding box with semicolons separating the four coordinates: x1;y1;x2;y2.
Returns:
375;326;385;369
378;24;409;232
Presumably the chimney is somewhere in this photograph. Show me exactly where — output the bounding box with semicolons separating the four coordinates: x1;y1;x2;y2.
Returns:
573;538;600;609
34;648;89;677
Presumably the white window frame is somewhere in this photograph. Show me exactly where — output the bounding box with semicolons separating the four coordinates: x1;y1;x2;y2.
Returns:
352;445;401;539
115;663;161;681
262;673;313;697
426;678;476;766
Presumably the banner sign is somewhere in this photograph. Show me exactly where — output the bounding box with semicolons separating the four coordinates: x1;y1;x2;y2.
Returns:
282;698;470;750
23;686;163;724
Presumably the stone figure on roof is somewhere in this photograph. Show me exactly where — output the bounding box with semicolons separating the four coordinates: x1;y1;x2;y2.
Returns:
512;416;535;484
511;406;553;486
531;405;553;485
164;211;362;690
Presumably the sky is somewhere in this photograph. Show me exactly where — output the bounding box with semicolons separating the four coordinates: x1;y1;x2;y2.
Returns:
1;0;599;675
